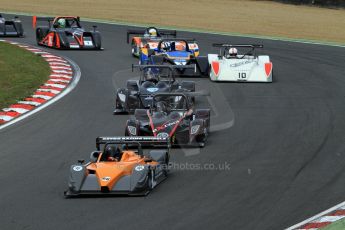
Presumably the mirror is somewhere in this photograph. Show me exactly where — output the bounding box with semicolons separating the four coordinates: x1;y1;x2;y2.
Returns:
90;151;101;162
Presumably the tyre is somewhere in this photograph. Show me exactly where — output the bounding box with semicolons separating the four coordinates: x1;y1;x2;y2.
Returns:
146;172;153;191
36;28;43;45
163;153;169;176
196;129;208;148
114;97;123;113
195;109;211;131
36;27;49;46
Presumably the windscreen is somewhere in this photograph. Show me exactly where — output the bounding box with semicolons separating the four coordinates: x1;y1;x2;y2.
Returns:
160;40;187;52
142;67;172;81
154;95;188;111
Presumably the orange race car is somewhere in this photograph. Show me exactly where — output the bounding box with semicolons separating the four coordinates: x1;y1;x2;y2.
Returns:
127;26;177;57
64;136;170;197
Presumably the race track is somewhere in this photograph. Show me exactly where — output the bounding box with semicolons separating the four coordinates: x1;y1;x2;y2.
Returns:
1;14;345;230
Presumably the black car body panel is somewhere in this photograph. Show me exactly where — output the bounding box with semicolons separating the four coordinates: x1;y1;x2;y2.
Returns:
114;65;197;114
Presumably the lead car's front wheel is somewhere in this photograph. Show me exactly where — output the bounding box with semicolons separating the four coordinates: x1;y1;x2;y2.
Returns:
145;172;154;192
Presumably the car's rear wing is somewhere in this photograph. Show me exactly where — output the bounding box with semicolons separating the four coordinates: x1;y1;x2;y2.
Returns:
32;16;81;28
126;28;177;43
150;92;209;112
212;44;263;48
96;136;170;150
0;14;20;20
132;64;196;72
153;91;209;98
156;38;197;52
212;44;263;57
32;16;55;28
158;38;196;43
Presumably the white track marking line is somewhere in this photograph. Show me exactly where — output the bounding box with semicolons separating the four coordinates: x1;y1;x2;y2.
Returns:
47;79;70;83
312;215;345;223
2;108;29;114
32;95;53;100
44;83;66;89
18;101;41;106
50;74;72;78
37;89;61;94
0;115;14;121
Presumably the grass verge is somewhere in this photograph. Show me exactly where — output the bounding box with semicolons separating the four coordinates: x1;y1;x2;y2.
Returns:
0;42;50;109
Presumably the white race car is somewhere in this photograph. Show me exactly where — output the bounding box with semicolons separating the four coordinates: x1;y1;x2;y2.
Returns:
208;44;272;82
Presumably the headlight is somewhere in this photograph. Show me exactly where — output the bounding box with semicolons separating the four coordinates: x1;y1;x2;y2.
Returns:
118;93;126;102
157;132;169;139
190;125;200;135
135;165;145;171
128;126;137;135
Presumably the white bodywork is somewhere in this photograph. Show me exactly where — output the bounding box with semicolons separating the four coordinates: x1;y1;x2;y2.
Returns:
208;54;273;82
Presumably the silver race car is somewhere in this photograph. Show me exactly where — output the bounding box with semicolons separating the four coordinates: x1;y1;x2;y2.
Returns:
0;14;24;37
208;44;273;82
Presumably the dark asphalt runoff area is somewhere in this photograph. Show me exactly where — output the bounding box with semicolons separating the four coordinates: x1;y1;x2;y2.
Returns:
1;14;345;230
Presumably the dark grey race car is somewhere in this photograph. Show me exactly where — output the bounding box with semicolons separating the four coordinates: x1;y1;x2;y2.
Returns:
0;14;24;37
33;16;102;49
114;65;197;114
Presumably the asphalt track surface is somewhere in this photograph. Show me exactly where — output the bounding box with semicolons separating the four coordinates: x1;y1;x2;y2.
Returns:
1;14;345;230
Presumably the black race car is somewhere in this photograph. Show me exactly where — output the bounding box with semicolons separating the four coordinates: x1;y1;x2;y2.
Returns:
139;38;209;77
33;16;102;49
0;14;24;37
114;65;197;114
125;93;210;147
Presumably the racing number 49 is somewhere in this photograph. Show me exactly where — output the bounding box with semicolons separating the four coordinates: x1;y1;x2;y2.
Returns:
238;72;247;79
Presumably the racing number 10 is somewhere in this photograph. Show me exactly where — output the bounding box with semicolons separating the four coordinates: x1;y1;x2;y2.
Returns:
238;73;247;79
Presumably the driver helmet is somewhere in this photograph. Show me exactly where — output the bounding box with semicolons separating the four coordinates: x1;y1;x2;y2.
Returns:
57;18;66;28
104;145;122;161
148;28;157;37
229;48;238;57
156;101;167;114
145;70;159;83
162;41;171;51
